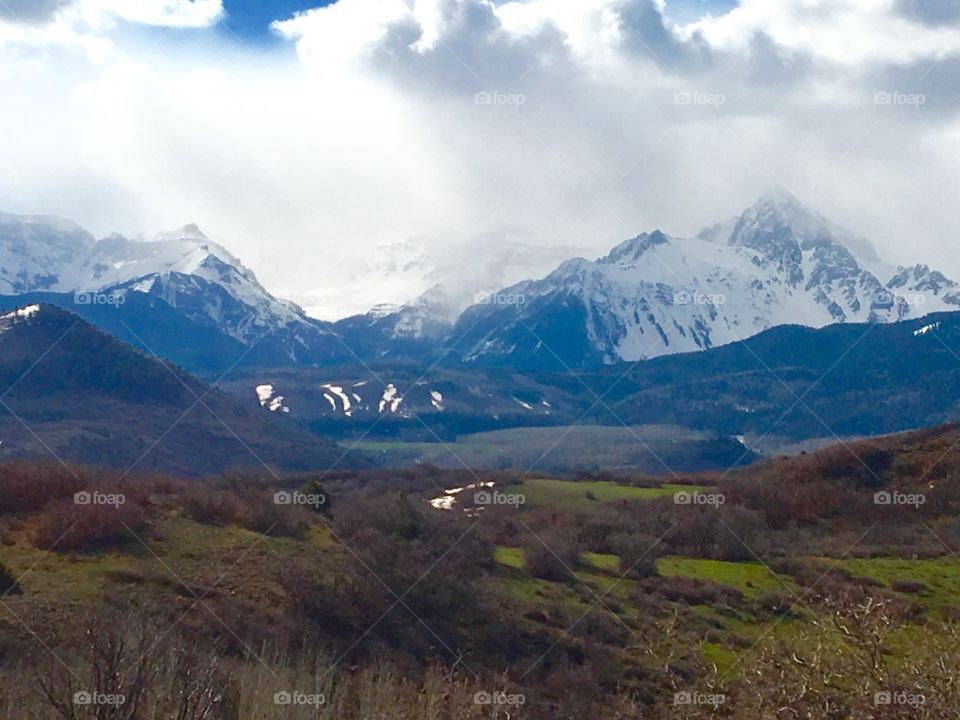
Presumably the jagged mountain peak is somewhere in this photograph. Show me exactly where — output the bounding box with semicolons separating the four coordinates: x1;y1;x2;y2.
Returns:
888;264;957;293
732;190;829;243
0;211;93;239
602;230;672;265
176;222;207;239
728;190;887;266
758;184;799;205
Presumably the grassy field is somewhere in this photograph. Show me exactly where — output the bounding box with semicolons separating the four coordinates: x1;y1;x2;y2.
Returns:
488;544;960;678
831;556;960;610
657;557;792;597
514;478;703;508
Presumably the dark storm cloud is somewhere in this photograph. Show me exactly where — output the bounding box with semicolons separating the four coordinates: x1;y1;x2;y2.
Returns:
896;0;960;26
0;0;70;23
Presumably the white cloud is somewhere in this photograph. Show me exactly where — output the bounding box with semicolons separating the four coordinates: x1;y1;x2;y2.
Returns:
2;0;960;319
65;0;224;30
273;0;416;67
0;0;222;29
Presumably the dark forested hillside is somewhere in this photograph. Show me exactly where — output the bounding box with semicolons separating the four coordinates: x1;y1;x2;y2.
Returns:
0;304;363;476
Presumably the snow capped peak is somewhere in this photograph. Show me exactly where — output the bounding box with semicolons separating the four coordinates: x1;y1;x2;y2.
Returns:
176;223;207;240
0;211;342;363
550;256;593;277
602;230;672;265
0;213;96;294
81;228;243;292
756;184;802;209
733;190;826;244
0;212;93;239
453;193;960;368
368;303;402;319
888;264;956;294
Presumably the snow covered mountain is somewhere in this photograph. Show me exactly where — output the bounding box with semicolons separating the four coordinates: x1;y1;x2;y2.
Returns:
85;225;313;343
2;190;958;375
0;215;349;368
449;189;960;369
329;283;475;361
0;212;96;293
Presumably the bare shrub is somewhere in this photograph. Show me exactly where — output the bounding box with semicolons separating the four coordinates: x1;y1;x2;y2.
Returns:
183;489;241;527
28;497;147;552
608;531;661;579
0;462;86;515
522;531;578;582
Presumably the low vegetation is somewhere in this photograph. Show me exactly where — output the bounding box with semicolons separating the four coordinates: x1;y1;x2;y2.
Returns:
352;424;757;474
2;424;960;717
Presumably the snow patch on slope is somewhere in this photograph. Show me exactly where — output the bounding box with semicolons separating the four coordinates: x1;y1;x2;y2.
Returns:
915;322;940;336
379;384;403;413
321;384;353;416
255;384;290;413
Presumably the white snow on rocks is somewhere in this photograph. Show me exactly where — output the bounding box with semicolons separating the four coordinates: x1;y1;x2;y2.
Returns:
379;384;402;413
255;384;289;413
321;384;353;416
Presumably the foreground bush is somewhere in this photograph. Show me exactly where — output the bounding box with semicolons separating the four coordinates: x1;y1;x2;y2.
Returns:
522;531;578;582
0;462;86;515
28;495;148;551
183;488;242;526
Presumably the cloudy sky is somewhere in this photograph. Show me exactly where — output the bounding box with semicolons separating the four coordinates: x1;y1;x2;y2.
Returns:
2;0;959;318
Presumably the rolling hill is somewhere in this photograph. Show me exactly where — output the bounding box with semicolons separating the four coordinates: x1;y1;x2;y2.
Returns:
0;303;363;476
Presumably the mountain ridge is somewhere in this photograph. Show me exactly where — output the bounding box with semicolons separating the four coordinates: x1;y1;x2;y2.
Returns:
447;189;960;369
1;190;957;372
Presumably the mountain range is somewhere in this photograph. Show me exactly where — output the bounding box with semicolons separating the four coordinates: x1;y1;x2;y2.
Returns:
222;310;960;450
2;189;955;375
3;189;960;467
0;213;353;371
449;188;959;369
